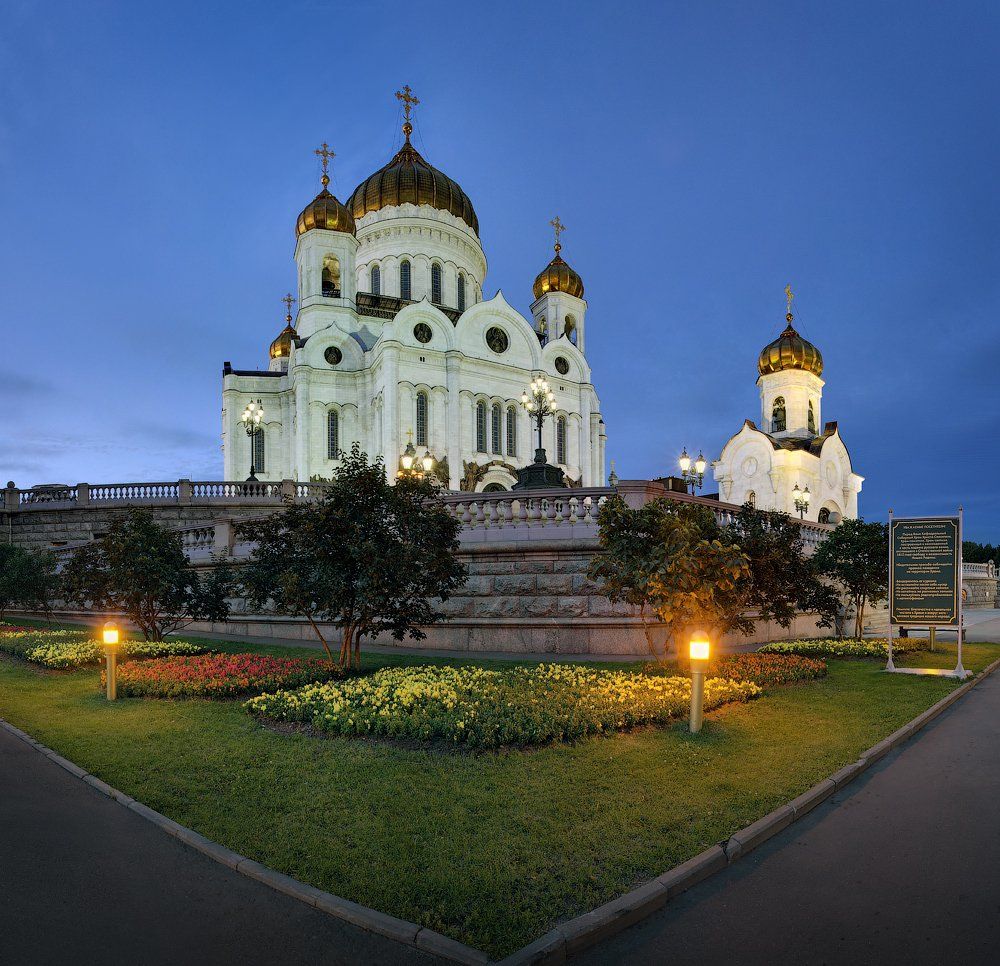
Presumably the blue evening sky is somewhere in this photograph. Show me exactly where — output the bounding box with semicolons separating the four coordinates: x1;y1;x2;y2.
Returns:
1;1;997;537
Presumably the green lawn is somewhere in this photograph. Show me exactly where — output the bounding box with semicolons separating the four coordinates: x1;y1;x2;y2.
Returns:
1;625;996;959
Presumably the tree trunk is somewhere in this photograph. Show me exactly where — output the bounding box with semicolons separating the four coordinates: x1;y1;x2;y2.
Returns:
854;596;865;639
305;614;335;664
339;624;353;669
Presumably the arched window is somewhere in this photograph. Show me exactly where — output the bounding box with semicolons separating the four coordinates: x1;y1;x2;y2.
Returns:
416;391;428;446
746;491;756;508
457;273;466;312
506;406;517;457
253;428;265;473
808;399;816;434
322;254;341;297
370;265;381;295
476;401;487;453
431;263;442;304
483;482;507;493
400;260;412;301
556;415;567;464
818;507;831;524
772;396;786;433
327;411;340;460
564;315;577;344
491;403;502;453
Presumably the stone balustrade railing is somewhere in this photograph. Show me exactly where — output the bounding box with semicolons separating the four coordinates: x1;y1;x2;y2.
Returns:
963;561;997;578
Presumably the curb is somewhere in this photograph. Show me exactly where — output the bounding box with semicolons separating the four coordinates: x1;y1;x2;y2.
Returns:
0;719;489;966
495;654;1000;965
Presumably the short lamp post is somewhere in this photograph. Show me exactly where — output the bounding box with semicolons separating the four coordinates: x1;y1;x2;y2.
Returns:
689;632;710;733
792;482;811;519
103;621;120;701
679;448;707;494
241;399;264;481
397;431;435;481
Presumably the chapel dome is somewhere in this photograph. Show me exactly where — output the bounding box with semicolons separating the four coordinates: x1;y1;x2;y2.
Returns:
532;253;585;300
346;138;479;236
758;317;823;378
295;186;356;237
269;322;297;360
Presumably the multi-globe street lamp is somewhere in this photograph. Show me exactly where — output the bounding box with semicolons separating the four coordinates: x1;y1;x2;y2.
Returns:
397;431;436;481
678;447;707;494
241;399;264;481
521;376;556;463
792;482;811;519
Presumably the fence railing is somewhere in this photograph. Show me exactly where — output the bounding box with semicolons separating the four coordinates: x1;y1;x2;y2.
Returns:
964;561;997;578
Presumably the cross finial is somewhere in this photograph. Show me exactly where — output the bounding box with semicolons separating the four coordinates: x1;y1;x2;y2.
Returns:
785;284;794;322
314;142;335;187
395;85;420;140
282;292;296;323
550;215;566;253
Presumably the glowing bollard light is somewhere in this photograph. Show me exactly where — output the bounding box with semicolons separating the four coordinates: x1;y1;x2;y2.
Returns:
102;621;120;701
689;633;710;733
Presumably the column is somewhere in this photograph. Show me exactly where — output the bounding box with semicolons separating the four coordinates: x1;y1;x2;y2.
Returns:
382;347;399;482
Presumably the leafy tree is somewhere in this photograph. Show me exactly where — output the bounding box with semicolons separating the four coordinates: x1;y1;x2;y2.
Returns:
0;544;59;619
963;541;999;564
588;496;750;658
239;444;467;668
723;504;841;633
61;508;232;641
811;518;889;638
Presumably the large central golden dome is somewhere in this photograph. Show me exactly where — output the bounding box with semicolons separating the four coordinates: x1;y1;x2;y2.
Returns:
347;138;479;236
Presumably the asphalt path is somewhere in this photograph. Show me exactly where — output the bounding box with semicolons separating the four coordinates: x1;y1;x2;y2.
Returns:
0;725;441;966
577;669;1000;965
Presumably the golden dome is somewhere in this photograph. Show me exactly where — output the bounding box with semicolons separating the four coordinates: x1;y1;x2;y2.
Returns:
296;185;356;237
269;321;297;360
533;253;584;300
758;317;824;378
346;139;479;236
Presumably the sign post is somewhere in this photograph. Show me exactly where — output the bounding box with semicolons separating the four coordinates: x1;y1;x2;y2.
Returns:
887;509;967;678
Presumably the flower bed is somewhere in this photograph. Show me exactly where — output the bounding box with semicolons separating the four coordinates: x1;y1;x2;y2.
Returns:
246;663;762;748
642;652;827;688
0;628;208;669
758;638;927;659
108;653;346;699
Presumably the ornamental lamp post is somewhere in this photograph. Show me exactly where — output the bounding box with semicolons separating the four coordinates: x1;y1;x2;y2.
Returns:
241;399;264;481
397;431;436;481
513;376;566;490
792;482;811;519
678;448;707;494
689;632;710;733
102;620;120;701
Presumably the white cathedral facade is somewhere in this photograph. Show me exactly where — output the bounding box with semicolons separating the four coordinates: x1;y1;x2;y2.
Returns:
222;93;606;491
712;296;863;523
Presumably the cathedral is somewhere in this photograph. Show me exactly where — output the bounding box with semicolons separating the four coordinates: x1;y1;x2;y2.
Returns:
712;289;863;523
222;88;606;491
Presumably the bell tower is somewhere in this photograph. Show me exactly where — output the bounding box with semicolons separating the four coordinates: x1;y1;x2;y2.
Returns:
530;216;588;353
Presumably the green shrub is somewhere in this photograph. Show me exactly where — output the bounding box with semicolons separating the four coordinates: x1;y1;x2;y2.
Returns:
0;627;208;669
246;663;762;748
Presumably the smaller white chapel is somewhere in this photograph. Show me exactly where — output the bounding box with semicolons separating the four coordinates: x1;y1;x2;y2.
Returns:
712;289;863;523
221;88;606;491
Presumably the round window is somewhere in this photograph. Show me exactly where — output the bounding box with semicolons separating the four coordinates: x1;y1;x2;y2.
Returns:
554;356;570;375
324;346;343;366
486;326;509;354
414;323;433;344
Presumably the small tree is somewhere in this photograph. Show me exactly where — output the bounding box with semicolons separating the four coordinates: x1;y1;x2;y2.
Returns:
61;508;232;640
811;518;888;638
239;445;467;668
0;544;59;620
723;504;841;632
588;496;750;658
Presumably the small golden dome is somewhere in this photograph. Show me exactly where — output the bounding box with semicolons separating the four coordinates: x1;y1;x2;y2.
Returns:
533;253;584;300
758;317;824;378
269;322;297;360
296;187;356;237
347;139;479;236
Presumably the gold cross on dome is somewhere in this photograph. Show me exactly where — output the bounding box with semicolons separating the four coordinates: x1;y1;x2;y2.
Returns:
550;215;566;253
314;142;335;186
395;85;420;138
282;292;296;321
785;284;795;319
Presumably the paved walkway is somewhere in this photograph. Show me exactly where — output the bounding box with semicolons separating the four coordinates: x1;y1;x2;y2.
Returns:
578;670;1000;966
0;726;441;966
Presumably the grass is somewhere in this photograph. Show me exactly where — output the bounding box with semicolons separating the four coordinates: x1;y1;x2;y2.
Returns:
1;620;996;958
